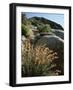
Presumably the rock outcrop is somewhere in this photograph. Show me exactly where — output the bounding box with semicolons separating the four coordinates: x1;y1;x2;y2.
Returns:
35;35;64;50
52;29;64;39
35;35;64;75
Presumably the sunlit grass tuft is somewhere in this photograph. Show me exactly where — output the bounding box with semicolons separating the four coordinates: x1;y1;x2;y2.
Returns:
21;39;59;77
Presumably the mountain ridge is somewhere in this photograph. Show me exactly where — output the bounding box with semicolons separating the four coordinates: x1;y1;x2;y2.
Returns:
29;17;64;30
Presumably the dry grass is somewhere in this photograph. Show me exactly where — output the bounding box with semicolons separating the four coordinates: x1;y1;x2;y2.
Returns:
21;39;60;77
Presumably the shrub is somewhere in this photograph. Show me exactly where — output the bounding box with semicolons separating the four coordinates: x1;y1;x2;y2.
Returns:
21;39;59;77
39;24;51;33
22;13;31;25
22;24;33;38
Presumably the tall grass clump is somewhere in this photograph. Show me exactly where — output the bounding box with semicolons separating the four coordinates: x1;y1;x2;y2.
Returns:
21;39;59;77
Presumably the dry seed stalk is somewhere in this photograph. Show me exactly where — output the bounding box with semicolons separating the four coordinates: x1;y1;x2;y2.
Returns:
22;39;58;65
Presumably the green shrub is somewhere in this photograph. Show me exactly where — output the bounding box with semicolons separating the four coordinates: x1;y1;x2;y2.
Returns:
22;24;33;37
39;24;51;33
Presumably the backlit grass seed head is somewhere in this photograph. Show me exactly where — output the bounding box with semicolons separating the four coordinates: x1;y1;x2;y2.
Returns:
22;39;58;65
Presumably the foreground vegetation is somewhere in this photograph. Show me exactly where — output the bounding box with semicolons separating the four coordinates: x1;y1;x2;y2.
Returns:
21;39;64;77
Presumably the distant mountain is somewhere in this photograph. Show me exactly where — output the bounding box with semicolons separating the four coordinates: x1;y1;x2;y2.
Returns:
29;17;64;30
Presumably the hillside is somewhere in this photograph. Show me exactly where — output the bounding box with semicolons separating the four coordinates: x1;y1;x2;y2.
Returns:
29;17;64;30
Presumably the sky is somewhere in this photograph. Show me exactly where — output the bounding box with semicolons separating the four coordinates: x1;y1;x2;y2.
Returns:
22;12;64;27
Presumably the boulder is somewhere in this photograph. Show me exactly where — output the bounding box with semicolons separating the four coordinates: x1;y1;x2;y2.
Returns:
52;30;64;39
35;35;64;50
35;35;64;75
21;35;26;42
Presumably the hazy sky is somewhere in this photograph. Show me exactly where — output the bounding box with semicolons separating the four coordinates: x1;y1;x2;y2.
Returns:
22;12;64;27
